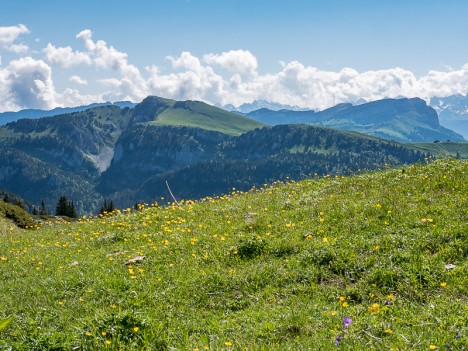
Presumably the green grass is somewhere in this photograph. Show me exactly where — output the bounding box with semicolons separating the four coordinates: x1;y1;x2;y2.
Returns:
150;102;264;135
411;142;468;159
0;159;467;350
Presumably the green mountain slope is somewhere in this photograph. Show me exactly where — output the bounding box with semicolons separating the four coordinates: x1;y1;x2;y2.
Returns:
0;148;102;214
139;97;265;135
246;98;465;142
0;159;466;350
100;124;428;207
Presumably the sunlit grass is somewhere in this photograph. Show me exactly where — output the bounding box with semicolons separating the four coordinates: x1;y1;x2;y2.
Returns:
0;159;466;350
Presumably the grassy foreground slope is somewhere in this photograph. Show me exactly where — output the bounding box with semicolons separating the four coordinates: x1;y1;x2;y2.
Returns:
1;160;467;350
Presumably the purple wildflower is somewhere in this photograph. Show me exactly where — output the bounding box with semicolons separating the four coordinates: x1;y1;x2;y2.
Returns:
343;317;352;329
335;334;342;346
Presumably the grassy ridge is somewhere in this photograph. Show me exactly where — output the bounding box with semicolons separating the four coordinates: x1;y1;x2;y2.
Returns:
0;159;467;350
150;101;264;135
411;142;468;159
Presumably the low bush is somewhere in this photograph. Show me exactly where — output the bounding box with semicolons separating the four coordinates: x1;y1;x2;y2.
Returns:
0;201;36;229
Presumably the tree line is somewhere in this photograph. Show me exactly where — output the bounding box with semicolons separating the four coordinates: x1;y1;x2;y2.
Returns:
1;192;116;219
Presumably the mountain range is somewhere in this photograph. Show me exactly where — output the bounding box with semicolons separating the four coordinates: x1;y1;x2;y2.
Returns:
0;101;136;126
0;96;433;214
2;96;467;141
429;93;468;139
244;98;464;143
219;96;468;140
220;100;308;113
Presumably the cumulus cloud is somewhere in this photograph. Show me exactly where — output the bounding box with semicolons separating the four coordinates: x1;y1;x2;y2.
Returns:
76;29;148;100
57;88;104;107
7;44;29;54
146;52;224;102
203;49;258;75
0;57;57;111
2;26;468;112
0;24;29;47
0;56;106;112
69;75;88;85
44;43;91;67
77;29;127;70
418;65;468;98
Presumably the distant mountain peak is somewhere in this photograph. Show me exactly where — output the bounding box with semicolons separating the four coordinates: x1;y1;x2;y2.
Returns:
221;100;309;113
429;93;468;138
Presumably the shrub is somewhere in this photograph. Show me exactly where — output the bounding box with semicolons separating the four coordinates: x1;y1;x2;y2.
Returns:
236;234;267;258
0;200;36;228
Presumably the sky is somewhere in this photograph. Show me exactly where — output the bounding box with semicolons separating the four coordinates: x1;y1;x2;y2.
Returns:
0;0;467;112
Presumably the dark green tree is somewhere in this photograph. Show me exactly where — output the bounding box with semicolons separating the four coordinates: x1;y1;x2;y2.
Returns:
55;196;78;218
39;200;48;216
55;196;69;216
68;201;78;218
99;199;115;215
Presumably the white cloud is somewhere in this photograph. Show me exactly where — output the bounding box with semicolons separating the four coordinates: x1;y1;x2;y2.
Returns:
69;75;88;85
0;57;57;111
76;29;148;101
0;57;102;112
2;27;468;112
418;65;468;98
7;44;29;54
98;78;122;88
204;49;258;75
57;88;104;107
43;43;91;68
0;24;29;47
77;29;128;70
146;52;224;102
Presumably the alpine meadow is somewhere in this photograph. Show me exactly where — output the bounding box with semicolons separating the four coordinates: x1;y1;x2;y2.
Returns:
1;1;468;350
1;159;467;350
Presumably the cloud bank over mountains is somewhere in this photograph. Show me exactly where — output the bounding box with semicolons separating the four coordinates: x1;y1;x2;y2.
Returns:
0;24;467;112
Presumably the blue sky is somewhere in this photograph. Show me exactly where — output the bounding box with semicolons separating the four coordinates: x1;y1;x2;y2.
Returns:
0;0;467;111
